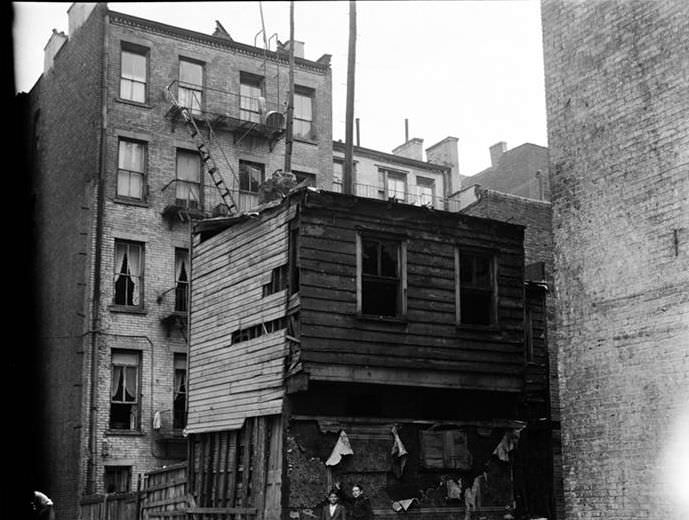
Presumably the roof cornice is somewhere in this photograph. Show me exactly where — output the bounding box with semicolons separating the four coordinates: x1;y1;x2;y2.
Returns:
333;141;449;173
107;10;331;74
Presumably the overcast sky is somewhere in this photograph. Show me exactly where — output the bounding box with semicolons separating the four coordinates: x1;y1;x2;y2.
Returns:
12;1;547;176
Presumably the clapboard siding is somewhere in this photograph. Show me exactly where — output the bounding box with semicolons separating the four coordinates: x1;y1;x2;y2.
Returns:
188;200;294;434
296;192;525;391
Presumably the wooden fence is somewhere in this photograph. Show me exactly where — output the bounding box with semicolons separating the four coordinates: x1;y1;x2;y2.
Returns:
80;492;139;520
142;463;188;520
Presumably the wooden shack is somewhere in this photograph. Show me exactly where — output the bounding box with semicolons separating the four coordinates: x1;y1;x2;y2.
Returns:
186;189;549;520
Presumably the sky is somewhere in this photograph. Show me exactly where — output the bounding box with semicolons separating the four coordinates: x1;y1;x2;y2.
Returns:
12;1;548;177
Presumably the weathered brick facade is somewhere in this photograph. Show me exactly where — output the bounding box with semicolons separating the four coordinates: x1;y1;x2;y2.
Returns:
27;4;332;519
542;1;689;518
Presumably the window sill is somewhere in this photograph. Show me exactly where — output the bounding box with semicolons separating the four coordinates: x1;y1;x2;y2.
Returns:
354;313;408;325
105;429;145;437
294;136;319;146
109;305;147;315
456;323;500;333
114;197;149;208
114;97;153;109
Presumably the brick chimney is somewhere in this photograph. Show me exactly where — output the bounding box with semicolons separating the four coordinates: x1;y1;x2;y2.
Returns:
489;141;507;167
392;138;424;161
426;136;460;193
44;29;68;73
67;2;97;36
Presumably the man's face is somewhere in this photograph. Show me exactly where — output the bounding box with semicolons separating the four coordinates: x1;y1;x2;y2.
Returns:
352;487;362;498
328;494;339;504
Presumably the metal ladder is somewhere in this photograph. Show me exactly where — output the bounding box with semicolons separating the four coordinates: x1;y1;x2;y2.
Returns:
165;85;237;215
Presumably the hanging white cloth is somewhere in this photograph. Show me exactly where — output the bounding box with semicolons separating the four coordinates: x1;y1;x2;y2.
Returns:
492;429;521;462
390;425;408;477
391;498;416;512
325;431;354;466
153;411;162;430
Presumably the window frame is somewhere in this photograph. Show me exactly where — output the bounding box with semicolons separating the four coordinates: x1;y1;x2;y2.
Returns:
112;240;145;309
175;148;203;209
454;247;498;328
178;57;205;114
174;248;190;313
173;354;187;430
356;231;408;319
377;168;409;202
293;170;317;187
239;72;264;123
238;159;265;193
116;138;147;201
104;465;133;493
109;350;141;431
416;176;435;207
332;159;344;193
120;43;148;104
293;85;315;139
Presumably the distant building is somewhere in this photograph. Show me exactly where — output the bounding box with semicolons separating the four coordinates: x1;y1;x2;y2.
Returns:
187;188;553;519
23;3;332;517
464;142;549;201
542;1;689;518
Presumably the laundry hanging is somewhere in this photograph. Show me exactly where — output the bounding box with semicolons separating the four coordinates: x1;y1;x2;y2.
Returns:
391;498;417;512
390;425;408;478
492;428;522;462
325;431;354;466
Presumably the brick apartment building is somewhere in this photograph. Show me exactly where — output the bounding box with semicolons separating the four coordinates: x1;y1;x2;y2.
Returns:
542;0;689;518
23;3;332;518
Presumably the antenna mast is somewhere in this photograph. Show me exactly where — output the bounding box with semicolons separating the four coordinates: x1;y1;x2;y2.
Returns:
283;1;295;174
343;1;357;195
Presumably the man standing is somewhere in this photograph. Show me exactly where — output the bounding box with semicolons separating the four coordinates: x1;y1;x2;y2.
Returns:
321;490;346;520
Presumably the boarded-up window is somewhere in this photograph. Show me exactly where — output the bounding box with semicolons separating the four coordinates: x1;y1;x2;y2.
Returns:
419;430;472;470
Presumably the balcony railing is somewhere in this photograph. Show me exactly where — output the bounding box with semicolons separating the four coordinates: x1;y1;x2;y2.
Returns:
350;183;450;211
164;80;286;142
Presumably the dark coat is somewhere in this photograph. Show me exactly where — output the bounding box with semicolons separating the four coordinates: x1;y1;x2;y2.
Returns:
346;496;373;520
321;503;346;520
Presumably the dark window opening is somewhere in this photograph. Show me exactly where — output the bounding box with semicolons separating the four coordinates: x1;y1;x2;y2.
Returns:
109;351;139;430
239;160;265;193
293;171;316;187
173;354;187;429
231;315;291;344
175;248;189;312
113;241;143;307
263;265;288;297
361;237;400;317
459;252;495;326
104;466;132;494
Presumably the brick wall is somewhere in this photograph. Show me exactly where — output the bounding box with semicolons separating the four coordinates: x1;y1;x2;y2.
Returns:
542;1;689;518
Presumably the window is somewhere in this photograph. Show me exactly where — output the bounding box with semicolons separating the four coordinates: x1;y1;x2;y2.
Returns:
332;159;343;193
175;248;189;312
294;87;314;138
240;72;264;123
173;354;187;429
416;177;435;206
239;160;265;192
358;235;406;317
294;171;316;187
117;139;145;200
179;59;203;114
419;430;472;470
456;249;496;326
104;466;132;493
176;149;202;208
109;350;140;430
378;169;408;202
113;240;143;307
120;46;147;103
263;265;288;297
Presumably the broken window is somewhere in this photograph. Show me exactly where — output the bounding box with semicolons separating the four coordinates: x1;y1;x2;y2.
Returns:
104;465;132;493
457;250;496;326
117;138;145;200
113;240;143;307
120;45;147;103
175;248;189;312
294;86;314;138
239;160;264;193
240;72;264;123
263;265;288;297
178;58;203;114
359;235;406;317
176;149;202;208
419;429;472;470
109;350;140;430
173;354;187;429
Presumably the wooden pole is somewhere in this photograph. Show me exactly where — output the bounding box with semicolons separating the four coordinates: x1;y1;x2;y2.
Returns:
343;0;356;195
284;1;295;174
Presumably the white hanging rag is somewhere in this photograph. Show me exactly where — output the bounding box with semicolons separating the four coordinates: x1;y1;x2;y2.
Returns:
153;411;162;431
492;429;521;462
391;498;417;511
325;431;354;466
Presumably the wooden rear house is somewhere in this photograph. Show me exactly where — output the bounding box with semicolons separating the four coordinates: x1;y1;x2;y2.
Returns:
186;188;549;520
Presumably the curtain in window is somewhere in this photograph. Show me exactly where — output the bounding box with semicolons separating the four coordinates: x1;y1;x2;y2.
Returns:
127;246;141;306
176;152;201;205
114;243;126;283
175;251;188;283
122;51;146;83
111;365;124;401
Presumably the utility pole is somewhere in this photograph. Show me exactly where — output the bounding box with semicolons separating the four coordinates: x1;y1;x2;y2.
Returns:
284;0;295;174
343;0;356;195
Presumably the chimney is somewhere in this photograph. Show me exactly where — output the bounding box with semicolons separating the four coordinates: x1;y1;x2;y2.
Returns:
282;40;305;58
44;29;68;73
67;2;97;36
426;136;460;194
489;141;507;167
392;138;424;162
